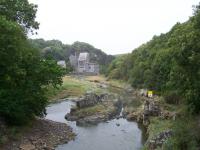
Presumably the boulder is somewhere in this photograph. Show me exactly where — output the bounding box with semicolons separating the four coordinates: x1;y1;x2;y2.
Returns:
76;93;106;108
142;100;161;125
65;114;78;121
76;115;106;126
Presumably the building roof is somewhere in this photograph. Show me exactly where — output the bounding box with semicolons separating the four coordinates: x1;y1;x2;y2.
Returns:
78;52;89;61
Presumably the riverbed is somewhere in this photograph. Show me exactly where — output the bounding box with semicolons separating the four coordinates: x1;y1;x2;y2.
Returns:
45;100;144;150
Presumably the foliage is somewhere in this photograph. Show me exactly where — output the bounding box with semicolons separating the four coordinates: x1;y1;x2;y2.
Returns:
29;40;115;73
0;0;39;33
106;54;132;80
163;91;181;105
163;117;200;150
0;0;64;125
107;3;200;113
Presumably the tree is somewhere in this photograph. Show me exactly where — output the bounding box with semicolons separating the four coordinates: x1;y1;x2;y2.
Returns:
0;16;64;125
0;0;65;124
107;3;200;113
0;0;39;33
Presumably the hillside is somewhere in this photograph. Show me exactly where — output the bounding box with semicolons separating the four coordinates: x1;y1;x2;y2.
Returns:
106;4;200;149
29;39;115;73
107;14;200;109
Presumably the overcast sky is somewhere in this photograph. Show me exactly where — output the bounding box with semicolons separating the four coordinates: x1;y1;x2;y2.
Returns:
28;0;199;55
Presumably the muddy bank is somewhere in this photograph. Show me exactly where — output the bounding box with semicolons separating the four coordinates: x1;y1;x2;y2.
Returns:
1;118;75;150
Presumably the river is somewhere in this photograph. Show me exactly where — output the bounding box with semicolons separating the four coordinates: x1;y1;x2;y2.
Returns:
45;100;144;150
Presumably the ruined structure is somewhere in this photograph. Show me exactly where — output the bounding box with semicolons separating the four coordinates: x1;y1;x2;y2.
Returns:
57;60;66;68
69;52;99;75
76;93;107;108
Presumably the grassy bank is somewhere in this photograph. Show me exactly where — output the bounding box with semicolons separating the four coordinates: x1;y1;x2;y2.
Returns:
46;76;107;101
140;96;200;150
70;101;116;119
46;75;130;102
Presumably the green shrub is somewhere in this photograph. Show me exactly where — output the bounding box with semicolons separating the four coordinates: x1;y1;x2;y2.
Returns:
164;91;181;105
163;117;200;150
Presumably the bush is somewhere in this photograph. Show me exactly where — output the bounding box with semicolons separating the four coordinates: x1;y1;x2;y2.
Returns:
163;117;200;150
164;91;181;105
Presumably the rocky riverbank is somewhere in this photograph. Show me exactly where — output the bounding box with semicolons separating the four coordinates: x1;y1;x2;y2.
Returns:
1;118;75;150
123;93;175;150
66;76;174;149
65;93;122;126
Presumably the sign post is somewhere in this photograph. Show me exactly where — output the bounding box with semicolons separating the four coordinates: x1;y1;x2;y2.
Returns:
148;91;153;98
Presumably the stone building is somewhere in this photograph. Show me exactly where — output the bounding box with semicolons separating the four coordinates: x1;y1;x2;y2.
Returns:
57;60;66;68
69;52;99;75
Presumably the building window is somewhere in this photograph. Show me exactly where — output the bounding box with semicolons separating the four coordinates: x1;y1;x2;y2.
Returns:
79;61;84;66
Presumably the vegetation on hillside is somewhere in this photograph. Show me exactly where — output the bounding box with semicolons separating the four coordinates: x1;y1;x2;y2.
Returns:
1;0;200;149
0;0;64;125
29;39;115;73
107;4;200;113
106;3;200;149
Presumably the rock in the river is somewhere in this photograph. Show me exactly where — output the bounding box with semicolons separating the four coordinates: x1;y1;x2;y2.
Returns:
76;115;106;126
116;123;120;126
66;97;122;126
76;93;108;108
65;113;78;121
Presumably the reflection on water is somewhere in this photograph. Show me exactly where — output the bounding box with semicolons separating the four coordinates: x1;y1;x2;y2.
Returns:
46;101;144;150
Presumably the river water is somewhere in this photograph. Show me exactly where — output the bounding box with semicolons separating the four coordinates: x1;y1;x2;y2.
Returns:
45;100;144;150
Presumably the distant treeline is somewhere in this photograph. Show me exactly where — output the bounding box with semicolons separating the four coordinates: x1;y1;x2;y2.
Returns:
29;39;115;73
107;4;200;113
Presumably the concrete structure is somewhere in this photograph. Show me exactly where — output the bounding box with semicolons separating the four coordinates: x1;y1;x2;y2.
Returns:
88;63;99;74
69;55;78;69
57;60;66;68
76;93;104;108
69;52;99;75
78;53;90;73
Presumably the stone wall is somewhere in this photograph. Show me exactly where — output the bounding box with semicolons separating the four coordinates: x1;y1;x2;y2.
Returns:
143;100;161;125
76;93;108;108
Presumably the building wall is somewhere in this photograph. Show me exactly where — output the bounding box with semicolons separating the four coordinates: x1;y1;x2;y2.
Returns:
94;64;99;74
57;60;66;68
69;55;78;68
78;60;85;72
70;52;99;74
88;64;95;72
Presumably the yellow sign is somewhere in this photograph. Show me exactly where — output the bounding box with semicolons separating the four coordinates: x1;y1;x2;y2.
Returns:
148;91;153;97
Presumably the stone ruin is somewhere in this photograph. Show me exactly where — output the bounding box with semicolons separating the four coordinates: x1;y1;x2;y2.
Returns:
143;100;161;125
76;93;109;108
